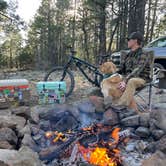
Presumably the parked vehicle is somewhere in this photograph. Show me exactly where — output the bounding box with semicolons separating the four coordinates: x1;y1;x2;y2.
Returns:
144;36;166;74
111;36;166;79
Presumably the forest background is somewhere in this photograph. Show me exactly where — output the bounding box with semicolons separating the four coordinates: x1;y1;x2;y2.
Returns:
0;0;165;70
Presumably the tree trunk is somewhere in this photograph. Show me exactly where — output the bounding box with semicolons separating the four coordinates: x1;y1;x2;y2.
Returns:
145;0;152;44
98;5;106;56
149;0;158;41
94;23;99;64
82;10;89;61
107;20;119;54
119;0;128;50
128;0;146;35
9;39;13;69
135;0;146;34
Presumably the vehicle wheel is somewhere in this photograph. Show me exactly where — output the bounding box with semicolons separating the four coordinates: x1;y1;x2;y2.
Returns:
153;63;164;87
44;66;75;97
153;63;164;80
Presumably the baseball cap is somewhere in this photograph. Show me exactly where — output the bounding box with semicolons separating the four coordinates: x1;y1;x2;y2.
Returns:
127;31;143;42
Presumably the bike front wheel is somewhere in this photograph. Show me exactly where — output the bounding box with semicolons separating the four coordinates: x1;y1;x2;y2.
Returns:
44;66;75;97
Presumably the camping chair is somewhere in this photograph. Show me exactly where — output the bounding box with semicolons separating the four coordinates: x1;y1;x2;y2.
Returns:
120;50;155;111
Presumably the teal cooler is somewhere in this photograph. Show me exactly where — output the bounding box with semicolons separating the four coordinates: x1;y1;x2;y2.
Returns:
36;81;66;104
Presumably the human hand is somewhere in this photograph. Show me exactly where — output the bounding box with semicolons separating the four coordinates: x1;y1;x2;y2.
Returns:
118;81;126;91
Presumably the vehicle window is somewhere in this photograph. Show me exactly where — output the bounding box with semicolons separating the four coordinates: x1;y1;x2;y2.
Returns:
149;38;166;47
158;39;166;47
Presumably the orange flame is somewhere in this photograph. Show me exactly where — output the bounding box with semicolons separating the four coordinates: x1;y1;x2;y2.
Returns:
89;147;117;166
45;131;53;138
45;131;67;143
79;145;118;166
78;128;121;166
53;132;65;143
82;126;92;131
111;128;120;142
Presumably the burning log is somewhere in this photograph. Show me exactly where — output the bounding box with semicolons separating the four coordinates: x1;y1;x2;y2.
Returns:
39;135;77;161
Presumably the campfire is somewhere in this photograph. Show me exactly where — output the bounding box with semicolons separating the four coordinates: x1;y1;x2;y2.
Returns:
15;99;164;166
78;127;122;166
41;123;128;166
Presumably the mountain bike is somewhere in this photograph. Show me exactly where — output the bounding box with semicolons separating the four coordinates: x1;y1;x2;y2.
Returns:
44;50;110;97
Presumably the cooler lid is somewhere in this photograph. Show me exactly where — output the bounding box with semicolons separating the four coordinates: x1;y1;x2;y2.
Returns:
0;79;29;87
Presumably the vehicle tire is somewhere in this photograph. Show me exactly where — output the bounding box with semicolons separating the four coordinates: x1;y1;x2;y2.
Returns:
44;66;75;97
153;63;165;88
153;63;164;79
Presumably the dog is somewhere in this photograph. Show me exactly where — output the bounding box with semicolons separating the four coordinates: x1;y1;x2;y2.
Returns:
99;61;145;113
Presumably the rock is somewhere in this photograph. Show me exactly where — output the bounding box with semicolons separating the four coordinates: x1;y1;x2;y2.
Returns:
103;108;119;125
0;128;18;146
0;141;14;149
139;113;150;127
0;149;18;165
144;142;156;153
135;140;148;152
150;109;166;131
151;129;165;140
39;120;50;131
157;135;166;153
0;146;42;166
118;108;137;120
103;96;113;109
135;127;150;138
11;106;31;120
141;150;166;166
125;142;136;152
122;154;143;166
87;87;103;97
0;115;26;131
22;134;38;151
19;124;31;137
0;109;11;116
89;96;105;112
30;106;40;123
121;115;140;127
30;125;40;136
145;135;166;153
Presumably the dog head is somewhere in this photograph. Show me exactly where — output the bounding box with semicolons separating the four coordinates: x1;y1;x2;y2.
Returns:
99;61;117;74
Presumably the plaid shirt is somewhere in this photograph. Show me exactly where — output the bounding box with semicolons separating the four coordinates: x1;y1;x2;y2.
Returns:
119;48;151;82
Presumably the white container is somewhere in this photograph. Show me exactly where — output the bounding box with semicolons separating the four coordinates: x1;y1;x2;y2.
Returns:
0;79;29;87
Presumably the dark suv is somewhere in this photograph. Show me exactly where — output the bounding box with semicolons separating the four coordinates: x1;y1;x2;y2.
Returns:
111;36;166;78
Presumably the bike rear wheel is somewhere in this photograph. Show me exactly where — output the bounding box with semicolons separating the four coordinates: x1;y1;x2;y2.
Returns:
44;66;75;97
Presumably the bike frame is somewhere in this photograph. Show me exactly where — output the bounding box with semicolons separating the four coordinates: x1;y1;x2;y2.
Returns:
63;54;103;87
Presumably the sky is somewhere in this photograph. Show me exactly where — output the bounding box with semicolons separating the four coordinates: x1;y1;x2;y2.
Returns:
16;0;41;23
5;0;41;23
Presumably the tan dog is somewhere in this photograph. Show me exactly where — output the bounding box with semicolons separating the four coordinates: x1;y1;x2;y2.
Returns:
100;62;145;113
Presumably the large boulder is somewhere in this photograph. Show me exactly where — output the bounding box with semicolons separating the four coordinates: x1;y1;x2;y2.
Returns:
0;146;42;166
0;128;18;147
150;109;166;131
121;115;140;127
0;115;26;131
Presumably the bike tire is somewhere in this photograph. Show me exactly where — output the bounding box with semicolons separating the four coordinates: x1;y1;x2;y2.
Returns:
44;66;75;97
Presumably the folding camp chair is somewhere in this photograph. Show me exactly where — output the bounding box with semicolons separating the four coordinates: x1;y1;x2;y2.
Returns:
120;50;155;111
